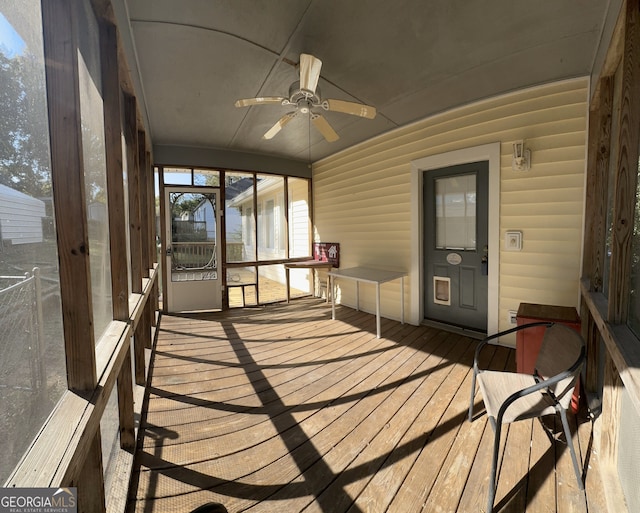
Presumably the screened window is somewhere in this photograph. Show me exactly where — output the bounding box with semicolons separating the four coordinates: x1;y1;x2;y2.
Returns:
257;174;285;260
0;0;65;483
288;177;310;257
77;0;112;340
225;171;255;262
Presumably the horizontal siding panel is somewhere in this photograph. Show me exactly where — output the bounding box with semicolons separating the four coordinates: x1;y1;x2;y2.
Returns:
500;262;580;280
501;202;583;217
317;83;588;170
314;78;588;329
500;172;584;191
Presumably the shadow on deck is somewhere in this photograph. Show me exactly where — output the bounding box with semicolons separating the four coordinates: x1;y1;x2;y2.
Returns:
127;298;608;513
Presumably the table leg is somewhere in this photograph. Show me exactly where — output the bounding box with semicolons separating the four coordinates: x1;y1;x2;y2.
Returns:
400;276;404;324
285;268;291;303
331;275;335;320
326;275;330;303
376;282;381;338
356;281;360;311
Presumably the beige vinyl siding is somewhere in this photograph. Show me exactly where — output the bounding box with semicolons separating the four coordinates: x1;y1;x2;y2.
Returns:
313;78;588;343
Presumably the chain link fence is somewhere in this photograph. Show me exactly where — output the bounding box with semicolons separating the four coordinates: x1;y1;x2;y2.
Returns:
0;267;45;392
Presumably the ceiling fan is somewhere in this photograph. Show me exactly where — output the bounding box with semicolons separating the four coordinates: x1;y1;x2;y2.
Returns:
234;53;376;142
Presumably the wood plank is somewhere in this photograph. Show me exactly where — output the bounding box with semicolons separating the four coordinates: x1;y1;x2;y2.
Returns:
575;413;607;513
608;0;640;323
582;75;613;293
127;299;609;513
526;418;557;513
42;0;97;393
385;341;501;511
75;433;106;512
421;349;506;513
125;93;143;295
100;19;129;322
554;411;587;513
600;351;623;467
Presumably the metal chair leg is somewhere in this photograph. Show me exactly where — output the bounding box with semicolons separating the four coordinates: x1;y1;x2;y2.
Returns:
487;419;500;513
469;370;478;422
559;406;584;491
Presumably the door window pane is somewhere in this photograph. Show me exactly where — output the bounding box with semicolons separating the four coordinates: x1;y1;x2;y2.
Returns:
435;173;476;250
0;0;65;483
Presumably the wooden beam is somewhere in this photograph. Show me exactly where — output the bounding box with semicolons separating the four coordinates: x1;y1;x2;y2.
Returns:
100;21;129;321
75;433;106;513
42;0;97;393
125;94;143;294
159;167;168;312
583;76;613;291
601;351;623;467
99;17;136;460
608;0;640;323
139;131;150;279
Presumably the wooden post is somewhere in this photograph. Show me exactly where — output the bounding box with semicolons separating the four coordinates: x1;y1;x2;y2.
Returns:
42;0;98;393
124;95;147;384
100;19;135;451
125;95;143;295
583;76;613;292
42;1;104;510
137;132;153;349
608;0;640;324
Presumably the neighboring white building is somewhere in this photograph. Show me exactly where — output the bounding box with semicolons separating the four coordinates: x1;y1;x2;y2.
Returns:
0;184;46;245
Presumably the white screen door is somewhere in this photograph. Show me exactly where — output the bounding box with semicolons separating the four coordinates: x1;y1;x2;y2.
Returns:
165;187;221;312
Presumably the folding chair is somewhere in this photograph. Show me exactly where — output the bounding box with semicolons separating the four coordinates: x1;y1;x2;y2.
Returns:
468;322;586;513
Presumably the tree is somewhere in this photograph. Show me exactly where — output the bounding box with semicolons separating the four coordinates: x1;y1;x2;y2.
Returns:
0;45;51;198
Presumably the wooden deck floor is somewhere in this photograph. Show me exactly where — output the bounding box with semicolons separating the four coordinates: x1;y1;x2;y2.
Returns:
127;298;608;513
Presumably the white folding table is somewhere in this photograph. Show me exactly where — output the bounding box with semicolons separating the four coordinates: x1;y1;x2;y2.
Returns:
328;266;407;338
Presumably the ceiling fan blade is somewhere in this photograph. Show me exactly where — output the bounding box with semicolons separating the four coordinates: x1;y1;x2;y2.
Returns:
323;99;377;119
263;111;298;139
299;53;322;94
235;97;288;108
311;112;339;142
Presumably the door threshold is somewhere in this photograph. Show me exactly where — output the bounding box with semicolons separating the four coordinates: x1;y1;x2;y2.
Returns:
421;318;486;340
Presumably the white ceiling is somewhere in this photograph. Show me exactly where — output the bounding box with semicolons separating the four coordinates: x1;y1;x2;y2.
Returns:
118;0;611;164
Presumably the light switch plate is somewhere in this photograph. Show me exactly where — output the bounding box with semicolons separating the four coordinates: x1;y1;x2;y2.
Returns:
505;230;522;251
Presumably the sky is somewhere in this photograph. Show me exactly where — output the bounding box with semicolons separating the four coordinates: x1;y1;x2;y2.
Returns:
0;12;25;58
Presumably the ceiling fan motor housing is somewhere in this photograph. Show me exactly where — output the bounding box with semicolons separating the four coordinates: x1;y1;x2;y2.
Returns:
289;81;321;113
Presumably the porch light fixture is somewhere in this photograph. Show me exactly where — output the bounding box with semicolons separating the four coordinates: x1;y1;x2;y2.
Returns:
512;140;531;171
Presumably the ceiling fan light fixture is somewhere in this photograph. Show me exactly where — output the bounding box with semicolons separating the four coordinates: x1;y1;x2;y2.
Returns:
234;53;377;143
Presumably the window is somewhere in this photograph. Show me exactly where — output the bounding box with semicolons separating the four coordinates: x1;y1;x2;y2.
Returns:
225;171;255;262
257;174;285;260
288;177;310;257
0;1;65;483
434;173;477;250
77;0;112;340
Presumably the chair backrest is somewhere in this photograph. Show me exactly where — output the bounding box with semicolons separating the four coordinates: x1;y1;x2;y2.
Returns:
535;323;585;408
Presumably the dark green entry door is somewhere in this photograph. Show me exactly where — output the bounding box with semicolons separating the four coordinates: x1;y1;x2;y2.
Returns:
424;161;488;332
